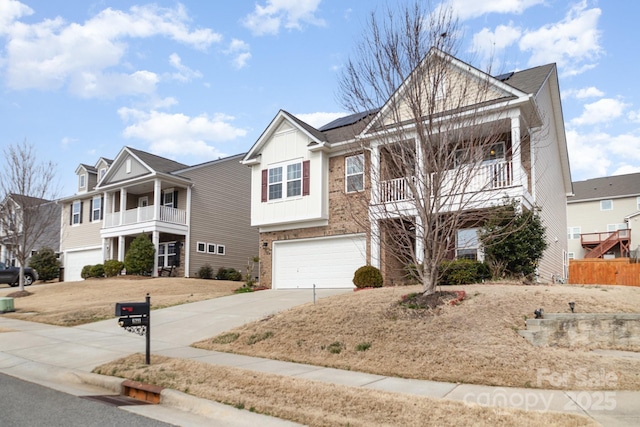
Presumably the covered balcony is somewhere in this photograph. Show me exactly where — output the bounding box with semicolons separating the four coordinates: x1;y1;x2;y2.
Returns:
104;205;186;228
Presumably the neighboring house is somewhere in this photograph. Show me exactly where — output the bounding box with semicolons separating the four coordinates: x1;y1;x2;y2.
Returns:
59;146;257;282
567;173;640;260
0;194;61;266
242;50;572;289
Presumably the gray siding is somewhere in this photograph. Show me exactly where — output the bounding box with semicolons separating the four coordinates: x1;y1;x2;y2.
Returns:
178;158;258;278
59;197;102;251
532;81;570;281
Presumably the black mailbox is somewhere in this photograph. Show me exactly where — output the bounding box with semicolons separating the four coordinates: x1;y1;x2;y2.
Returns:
115;302;149;317
118;316;149;327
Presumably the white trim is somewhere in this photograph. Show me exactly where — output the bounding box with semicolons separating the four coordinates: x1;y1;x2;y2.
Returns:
207;243;216;254
196;241;206;253
345;153;364;193
216;244;226;255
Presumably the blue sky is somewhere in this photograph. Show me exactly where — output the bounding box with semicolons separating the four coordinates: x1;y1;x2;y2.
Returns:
1;0;638;197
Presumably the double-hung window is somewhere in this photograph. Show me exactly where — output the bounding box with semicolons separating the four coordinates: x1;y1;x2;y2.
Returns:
91;196;102;222
567;226;581;240
346;154;364;192
456;228;480;260
267;161;304;201
72;201;81;225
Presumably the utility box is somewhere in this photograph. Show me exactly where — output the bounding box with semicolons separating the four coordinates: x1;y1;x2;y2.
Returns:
0;297;15;313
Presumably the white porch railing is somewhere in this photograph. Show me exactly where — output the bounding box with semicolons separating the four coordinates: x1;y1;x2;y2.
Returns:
380;160;515;203
104;205;187;228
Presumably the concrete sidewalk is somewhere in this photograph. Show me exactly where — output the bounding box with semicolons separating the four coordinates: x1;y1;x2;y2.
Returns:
1;289;639;426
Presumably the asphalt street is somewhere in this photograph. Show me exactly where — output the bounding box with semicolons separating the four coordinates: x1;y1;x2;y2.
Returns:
0;372;175;427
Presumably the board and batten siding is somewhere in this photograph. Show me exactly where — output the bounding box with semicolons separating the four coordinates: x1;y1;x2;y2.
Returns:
530;78;570;282
179;156;258;278
250;123;327;228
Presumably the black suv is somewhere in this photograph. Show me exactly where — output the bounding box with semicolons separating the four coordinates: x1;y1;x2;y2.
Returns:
0;262;38;287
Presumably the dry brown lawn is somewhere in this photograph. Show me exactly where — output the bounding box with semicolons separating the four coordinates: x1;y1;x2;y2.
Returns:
96;354;598;427
0;277;239;326
194;283;640;391
3;278;637;425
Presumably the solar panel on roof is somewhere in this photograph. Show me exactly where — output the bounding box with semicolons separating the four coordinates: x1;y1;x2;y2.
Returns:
318;108;379;131
494;72;514;81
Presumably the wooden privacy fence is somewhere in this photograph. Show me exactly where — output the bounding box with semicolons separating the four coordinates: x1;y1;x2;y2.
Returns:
569;258;640;286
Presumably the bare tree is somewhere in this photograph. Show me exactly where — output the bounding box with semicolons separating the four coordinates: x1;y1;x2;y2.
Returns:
339;2;537;295
0;140;60;291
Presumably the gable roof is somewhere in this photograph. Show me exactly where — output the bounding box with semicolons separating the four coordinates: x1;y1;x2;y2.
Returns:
499;63;556;96
568;173;640;202
127;147;188;173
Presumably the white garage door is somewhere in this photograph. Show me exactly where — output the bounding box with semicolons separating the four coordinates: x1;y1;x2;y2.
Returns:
273;234;366;289
65;248;103;282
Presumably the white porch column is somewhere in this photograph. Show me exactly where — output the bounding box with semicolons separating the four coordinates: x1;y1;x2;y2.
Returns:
184;185;192;277
153;179;162;220
369;144;380;205
102;238;108;261
0;244;6;264
119;188;127;225
370;217;381;269
152;230;160;277
118;236;125;262
103;191;109;227
510;115;524;189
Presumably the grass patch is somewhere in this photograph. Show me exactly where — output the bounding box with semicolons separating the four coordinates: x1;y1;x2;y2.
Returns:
246;331;273;345
211;332;240;344
355;342;371;352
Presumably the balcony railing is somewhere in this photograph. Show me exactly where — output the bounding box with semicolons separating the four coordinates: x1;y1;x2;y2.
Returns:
380;160;515;203
104;205;186;228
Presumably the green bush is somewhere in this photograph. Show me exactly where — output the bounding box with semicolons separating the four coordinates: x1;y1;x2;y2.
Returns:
89;263;105;278
352;265;383;288
197;264;214;279
439;259;490;286
29;247;60;282
81;265;93;279
216;267;242;281
124;234;155;275
103;259;124;277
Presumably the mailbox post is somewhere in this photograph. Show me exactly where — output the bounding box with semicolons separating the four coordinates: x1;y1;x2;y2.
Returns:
116;293;151;364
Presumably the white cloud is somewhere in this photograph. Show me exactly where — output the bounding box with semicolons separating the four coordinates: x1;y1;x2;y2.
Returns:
519;1;602;76
295;111;346;128
628;110;640;123
61;136;77;148
0;0;32;31
1;3;221;97
570;98;629;126
243;0;325;36
168;53;203;82
567;128;640;180
446;0;543;20
566;129;610;178
611;165;640;177
225;39;251;69
471;24;522;64
563;86;604;99
118;107;247;158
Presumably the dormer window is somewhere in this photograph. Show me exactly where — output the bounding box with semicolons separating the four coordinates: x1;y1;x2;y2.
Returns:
79;174;86;189
99;168;106;181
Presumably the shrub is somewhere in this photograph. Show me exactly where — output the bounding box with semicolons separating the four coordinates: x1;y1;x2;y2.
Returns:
124;234;155;275
28;247;60;281
439;259;490;286
103;260;124;277
197;264;214;279
216;267;242;281
479;200;548;278
352;265;383;288
89;263;105;278
81;265;93;279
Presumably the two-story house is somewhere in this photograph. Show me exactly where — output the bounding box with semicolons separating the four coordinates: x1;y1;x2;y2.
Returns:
567;173;640;260
242;49;572;289
0;194;60;267
59;146;257;282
